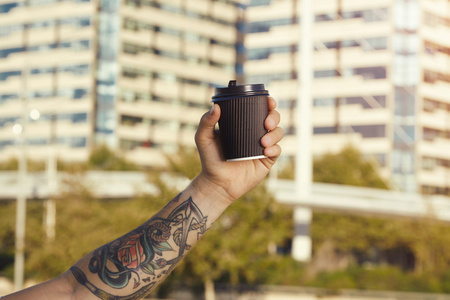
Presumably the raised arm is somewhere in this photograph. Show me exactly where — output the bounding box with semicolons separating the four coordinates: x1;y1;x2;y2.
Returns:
3;97;283;300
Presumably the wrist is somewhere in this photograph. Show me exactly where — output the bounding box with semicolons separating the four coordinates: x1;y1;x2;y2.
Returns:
191;174;235;206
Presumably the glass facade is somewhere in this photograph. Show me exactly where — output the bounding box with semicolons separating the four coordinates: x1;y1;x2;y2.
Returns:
243;0;450;195
0;0;94;156
114;0;238;160
243;1;394;187
391;0;419;192
94;0;120;146
1;0;450;189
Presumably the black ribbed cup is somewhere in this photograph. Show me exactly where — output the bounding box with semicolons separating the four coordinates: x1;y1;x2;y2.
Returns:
212;80;269;161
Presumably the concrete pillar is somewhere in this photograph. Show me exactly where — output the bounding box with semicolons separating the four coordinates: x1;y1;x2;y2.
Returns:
293;0;313;263
292;207;312;262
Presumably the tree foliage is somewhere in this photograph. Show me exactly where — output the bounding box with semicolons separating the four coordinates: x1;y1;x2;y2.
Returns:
307;144;450;292
88;145;140;171
161;150;294;293
313;145;388;189
0;148;294;297
3;144;450;295
23;179;167;281
0;203;16;278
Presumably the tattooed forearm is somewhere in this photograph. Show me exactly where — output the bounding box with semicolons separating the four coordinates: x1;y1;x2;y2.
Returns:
72;196;208;299
70;266;156;300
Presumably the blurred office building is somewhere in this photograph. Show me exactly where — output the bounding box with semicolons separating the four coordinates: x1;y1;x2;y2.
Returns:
2;0;450;195
0;0;240;167
244;0;450;194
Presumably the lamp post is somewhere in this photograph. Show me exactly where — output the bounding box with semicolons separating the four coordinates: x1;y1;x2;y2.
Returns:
45;113;57;241
13;123;26;291
26;108;57;241
13;67;29;291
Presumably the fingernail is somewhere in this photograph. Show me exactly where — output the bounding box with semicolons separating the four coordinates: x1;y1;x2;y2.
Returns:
210;105;215;115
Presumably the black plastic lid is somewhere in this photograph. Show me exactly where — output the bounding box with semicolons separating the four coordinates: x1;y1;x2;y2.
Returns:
212;80;268;101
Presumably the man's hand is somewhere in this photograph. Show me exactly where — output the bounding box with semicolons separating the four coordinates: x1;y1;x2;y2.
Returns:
194;96;283;203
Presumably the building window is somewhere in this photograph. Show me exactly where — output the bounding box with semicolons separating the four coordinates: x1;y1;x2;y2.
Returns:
247;18;296;33
423;98;441;112
314;69;338;78
57;88;89;100
121;90;136;102
423;127;440;141
315;37;387;51
315;8;388;23
29;20;56;28
74;89;88;99
363;8;389;22
0;2;19;13
0;70;21;81
32;90;53;99
71;113;88;123
395;87;415;116
0;93;19;104
120;138;143;150
121;115;142;126
353;66;387;80
364;37;388;51
422;156;437;170
28;138;48;145
424;41;450;56
0;24;24;37
56;137;87;148
313;127;335;134
29;0;57;6
314;67;386;80
58;64;90;75
351;125;386;138
0;116;19;128
0;46;25;58
31;67;55;74
0;140;15;149
313;97;336;107
249;0;271;6
422;185;449;196
424;70;450;84
123;43;138;55
315;13;336;22
343;95;386;109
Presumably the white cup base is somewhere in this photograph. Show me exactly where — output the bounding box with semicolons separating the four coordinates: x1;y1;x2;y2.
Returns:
226;155;267;162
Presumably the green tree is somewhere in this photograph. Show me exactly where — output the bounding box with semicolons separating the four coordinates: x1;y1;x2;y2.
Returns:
306;145;450;292
88;144;140;171
313;145;389;189
0;148;293;299
0;147;150;282
161;150;294;299
0;202;16;278
24;178;167;281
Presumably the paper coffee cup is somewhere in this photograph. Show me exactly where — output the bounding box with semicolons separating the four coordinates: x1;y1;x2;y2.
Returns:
212;80;269;161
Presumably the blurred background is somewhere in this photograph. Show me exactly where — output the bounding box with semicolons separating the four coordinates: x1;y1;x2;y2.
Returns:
2;0;450;299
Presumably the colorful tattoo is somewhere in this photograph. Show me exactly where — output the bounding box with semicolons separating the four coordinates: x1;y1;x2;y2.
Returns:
70;196;207;299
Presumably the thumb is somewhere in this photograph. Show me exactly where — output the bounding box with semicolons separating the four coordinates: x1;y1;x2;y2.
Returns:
195;104;220;146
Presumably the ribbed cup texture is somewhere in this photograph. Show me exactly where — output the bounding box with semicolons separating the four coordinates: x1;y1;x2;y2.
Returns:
216;95;268;160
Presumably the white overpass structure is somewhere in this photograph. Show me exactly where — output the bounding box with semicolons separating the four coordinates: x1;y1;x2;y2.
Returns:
267;179;450;222
2;170;450;222
2;171;450;221
3;170;450;264
266;178;450;262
